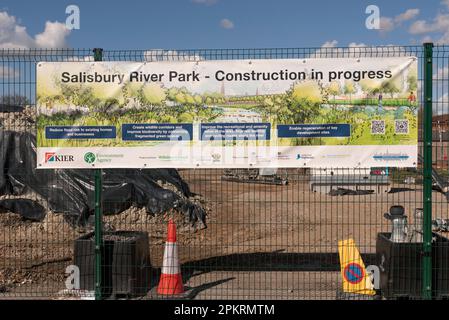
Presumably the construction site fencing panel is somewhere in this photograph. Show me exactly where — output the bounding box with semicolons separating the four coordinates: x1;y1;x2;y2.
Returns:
0;46;448;300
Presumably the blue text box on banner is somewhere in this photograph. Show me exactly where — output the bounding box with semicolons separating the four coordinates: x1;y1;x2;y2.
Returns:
277;124;350;138
45;126;116;139
200;123;271;141
122;123;193;141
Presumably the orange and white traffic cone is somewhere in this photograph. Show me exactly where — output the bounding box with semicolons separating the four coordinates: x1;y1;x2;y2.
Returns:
157;219;184;295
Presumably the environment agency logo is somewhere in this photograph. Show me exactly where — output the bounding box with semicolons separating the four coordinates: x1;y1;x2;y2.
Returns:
84;152;96;164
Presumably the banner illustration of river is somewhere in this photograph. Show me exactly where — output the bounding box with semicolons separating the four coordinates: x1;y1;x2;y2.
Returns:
36;57;418;168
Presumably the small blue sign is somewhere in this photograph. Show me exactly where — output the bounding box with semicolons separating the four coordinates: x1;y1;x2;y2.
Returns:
277;124;350;138
122;123;193;141
343;263;365;284
200;123;271;141
45;126;116;139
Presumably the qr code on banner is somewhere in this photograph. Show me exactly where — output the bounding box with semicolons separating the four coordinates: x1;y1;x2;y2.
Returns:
371;120;385;134
395;120;409;134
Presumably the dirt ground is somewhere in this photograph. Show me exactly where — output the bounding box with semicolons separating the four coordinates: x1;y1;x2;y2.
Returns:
1;169;448;299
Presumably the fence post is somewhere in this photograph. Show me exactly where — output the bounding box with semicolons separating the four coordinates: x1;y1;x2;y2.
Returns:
93;47;104;300
422;42;433;300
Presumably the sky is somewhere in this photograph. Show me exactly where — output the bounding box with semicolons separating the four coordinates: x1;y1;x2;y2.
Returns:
1;0;448;115
0;0;448;50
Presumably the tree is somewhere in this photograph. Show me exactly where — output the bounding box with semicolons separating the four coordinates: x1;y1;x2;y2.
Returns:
0;94;30;106
205;96;213;105
381;80;400;98
37;77;63;111
291;80;323;104
184;94;195;105
407;73;417;92
69;86;95;108
327;81;341;101
178;112;194;122
173;92;186;105
194;94;203;105
343;80;356;101
359;79;378;97
141;83;166;106
284;80;323;124
90;82;126;112
167;87;179;101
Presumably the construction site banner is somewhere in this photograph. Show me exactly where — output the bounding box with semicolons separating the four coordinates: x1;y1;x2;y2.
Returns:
36;57;418;168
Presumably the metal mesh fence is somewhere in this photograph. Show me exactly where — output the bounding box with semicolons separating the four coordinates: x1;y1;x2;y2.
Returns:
0;46;448;300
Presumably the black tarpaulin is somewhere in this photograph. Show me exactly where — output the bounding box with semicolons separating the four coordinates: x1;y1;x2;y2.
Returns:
0;131;206;227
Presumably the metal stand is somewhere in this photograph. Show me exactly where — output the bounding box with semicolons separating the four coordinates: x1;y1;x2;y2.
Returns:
93;47;104;300
422;42;433;300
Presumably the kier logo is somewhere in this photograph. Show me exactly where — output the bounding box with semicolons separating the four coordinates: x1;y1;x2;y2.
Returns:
45;152;55;163
45;152;74;163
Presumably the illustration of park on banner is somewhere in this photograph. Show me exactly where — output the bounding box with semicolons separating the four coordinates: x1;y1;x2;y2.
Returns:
36;57;418;169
